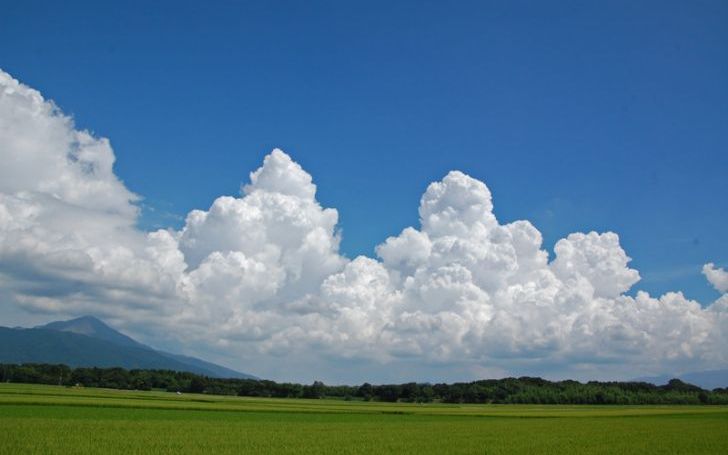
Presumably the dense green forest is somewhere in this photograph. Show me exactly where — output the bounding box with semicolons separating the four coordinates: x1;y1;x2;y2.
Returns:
3;363;728;405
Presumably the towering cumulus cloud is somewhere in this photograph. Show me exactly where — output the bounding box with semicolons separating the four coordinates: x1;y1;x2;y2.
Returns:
1;69;726;381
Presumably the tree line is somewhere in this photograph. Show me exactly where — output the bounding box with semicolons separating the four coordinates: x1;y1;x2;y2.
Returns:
2;363;727;405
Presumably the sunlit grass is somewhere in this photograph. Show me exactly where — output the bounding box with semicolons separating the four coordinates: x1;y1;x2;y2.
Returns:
1;383;727;454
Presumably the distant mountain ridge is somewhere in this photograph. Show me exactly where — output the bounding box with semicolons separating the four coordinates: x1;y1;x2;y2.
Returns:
0;316;256;379
41;316;148;350
635;369;728;390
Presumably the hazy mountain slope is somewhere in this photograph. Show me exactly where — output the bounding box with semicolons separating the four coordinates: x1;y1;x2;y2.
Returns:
679;370;728;390
41;316;147;350
636;370;728;390
159;352;254;379
0;327;212;373
3;316;256;379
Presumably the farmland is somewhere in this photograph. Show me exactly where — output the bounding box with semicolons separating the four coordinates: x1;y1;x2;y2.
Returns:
1;383;727;454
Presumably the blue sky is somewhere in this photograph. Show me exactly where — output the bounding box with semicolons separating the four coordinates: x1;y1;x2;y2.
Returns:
1;0;726;306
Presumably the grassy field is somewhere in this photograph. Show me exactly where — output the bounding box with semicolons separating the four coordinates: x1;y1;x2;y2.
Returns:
1;383;727;454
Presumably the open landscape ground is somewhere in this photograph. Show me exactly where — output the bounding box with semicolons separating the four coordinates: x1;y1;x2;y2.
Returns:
1;383;727;454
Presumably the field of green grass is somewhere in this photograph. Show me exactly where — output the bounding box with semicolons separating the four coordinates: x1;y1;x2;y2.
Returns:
1;383;727;454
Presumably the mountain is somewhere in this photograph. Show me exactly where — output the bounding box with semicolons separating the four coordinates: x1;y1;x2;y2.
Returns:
159;352;250;379
41;316;147;350
0;327;208;372
680;370;728;390
635;374;672;386
0;316;256;379
636;370;728;390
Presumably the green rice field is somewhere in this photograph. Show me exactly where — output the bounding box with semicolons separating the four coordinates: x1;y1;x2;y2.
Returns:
1;383;727;454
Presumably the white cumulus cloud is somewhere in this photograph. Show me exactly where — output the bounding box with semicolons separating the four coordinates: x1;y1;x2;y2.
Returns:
1;68;726;382
703;263;728;294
